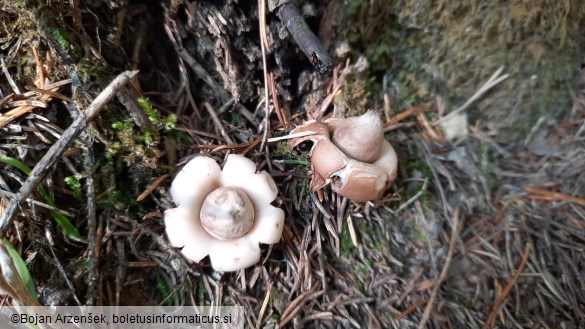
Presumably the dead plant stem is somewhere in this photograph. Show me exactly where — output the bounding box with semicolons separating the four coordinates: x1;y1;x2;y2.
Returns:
83;143;98;305
482;243;532;329
418;208;460;329
0;70;138;235
0;190;74;217
202;102;234;144
434;67;509;125
259;0;270;150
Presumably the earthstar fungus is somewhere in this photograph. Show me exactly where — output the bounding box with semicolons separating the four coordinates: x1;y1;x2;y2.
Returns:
289;111;397;202
164;154;285;272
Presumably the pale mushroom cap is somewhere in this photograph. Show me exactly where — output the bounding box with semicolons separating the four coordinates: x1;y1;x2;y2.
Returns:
220;154;279;205
164;154;285;272
288;120;330;149
287;112;400;201
330;140;398;201
208;238;261;272
310;139;348;183
246;204;285;244
206;204;285;271
170;156;221;209
373;140;398;183
330;160;387;202
218;154;285;245
326;111;383;163
165;203;284;272
200;187;255;240
164;207;214;262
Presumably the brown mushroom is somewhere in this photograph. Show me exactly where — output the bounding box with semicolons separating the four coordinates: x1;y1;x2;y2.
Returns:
325;110;384;163
288;111;397;202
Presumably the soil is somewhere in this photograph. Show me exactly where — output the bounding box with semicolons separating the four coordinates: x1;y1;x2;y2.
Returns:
0;0;584;328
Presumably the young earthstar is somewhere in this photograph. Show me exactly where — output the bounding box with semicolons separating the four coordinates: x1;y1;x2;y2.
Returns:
288;111;398;202
164;154;285;272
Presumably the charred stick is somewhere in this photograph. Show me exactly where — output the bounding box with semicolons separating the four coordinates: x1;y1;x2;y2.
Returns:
276;3;333;75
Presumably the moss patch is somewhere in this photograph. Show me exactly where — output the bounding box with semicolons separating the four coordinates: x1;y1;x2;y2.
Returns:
330;0;584;144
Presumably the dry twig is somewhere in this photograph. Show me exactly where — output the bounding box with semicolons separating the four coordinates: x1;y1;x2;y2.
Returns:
259;0;271;150
0;70;138;234
525;186;585;207
383;101;433;130
418;208;460;329
0;79;72;128
434;67;509;125
482;243;532;329
202;102;234;144
136;175;169;202
273;2;332;74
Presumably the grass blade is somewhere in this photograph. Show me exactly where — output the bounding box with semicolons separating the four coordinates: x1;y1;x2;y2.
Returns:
0;156;86;243
2;238;39;303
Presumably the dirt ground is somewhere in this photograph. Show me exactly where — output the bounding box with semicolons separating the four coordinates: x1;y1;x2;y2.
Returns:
0;0;584;328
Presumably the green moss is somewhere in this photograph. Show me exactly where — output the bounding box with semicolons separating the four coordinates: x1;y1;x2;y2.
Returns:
76;58;112;82
335;0;584;143
275;141;292;157
333;72;371;116
402;159;432;212
340;220;354;253
405;160;432;180
64;176;83;200
112;119;133;131
352;261;373;293
412;221;428;243
138;98;160;123
353;274;366;293
479;143;498;193
48;27;69;49
196;279;208;305
110;119;135;154
275;141;310;167
297;178;309;193
108;97;175;164
92;154;149;216
163;114;177;130
137;97;177;130
230;112;246;126
351;219;386;250
140;129;156;146
157;275;180;306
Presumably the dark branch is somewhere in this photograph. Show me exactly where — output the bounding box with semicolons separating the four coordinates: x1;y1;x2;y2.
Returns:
276;3;333;75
